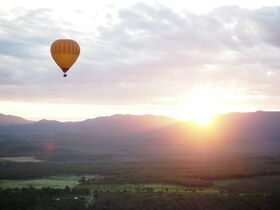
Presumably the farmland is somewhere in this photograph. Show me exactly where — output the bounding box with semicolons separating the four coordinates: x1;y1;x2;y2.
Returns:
1;135;280;209
0;156;45;163
0;176;80;189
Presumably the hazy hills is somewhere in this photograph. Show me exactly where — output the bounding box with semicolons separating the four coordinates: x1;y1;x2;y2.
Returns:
0;111;280;144
0;111;280;155
0;113;33;126
0;114;178;136
215;111;280;142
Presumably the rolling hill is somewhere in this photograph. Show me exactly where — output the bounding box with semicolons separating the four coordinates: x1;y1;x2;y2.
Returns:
0;113;33;126
0;114;179;136
0;111;279;144
0;111;280;155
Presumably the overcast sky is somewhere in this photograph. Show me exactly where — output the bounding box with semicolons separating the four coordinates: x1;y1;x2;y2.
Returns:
0;0;280;121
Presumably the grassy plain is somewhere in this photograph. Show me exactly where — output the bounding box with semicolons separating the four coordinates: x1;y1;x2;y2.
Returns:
83;184;188;193
0;156;45;163
0;176;80;189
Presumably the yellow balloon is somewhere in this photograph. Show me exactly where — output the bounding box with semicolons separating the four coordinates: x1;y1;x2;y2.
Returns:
50;39;80;77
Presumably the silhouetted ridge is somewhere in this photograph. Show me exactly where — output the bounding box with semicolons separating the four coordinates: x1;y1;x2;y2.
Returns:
0;113;33;126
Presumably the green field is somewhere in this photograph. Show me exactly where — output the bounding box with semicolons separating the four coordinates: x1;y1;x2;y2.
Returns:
0;177;220;193
0;176;81;189
78;183;220;193
0;156;45;163
2;174;279;193
86;184;186;192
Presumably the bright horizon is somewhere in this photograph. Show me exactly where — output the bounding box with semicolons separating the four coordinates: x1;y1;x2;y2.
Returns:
0;108;274;124
1;0;280;123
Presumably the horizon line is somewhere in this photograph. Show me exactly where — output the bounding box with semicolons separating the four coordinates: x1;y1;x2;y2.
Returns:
0;110;277;123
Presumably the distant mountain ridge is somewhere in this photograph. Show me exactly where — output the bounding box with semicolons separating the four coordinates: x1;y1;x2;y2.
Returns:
0;113;179;136
215;111;280;142
0;112;280;145
0;113;33;126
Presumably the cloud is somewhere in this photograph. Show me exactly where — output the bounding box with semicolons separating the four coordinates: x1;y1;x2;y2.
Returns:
0;4;280;110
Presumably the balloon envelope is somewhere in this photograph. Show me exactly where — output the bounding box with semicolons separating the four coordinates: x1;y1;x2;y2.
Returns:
50;39;80;76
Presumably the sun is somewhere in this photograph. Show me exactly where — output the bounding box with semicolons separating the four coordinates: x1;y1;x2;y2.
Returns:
176;86;229;125
182;107;215;126
178;102;216;125
190;113;213;125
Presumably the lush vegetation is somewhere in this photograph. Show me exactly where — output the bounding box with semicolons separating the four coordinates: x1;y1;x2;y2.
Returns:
0;187;90;210
0;156;44;162
1;136;280;209
215;175;280;193
91;192;280;210
0;176;80;189
1;155;280;187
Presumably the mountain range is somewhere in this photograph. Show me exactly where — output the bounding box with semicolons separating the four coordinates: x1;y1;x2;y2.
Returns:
0;111;279;144
0;113;178;136
0;113;33;126
0;111;280;156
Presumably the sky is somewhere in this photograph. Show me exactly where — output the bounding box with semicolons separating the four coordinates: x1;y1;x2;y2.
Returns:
0;0;280;121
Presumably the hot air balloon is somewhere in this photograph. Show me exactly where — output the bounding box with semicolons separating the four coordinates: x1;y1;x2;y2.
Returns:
50;39;80;77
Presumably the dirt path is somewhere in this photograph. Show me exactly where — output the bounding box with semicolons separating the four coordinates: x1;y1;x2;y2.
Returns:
86;195;95;208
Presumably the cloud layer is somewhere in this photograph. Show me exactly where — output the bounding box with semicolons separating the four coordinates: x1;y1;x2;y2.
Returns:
0;3;280;111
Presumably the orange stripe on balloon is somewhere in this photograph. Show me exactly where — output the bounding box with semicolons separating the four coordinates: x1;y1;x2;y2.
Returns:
50;39;80;55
